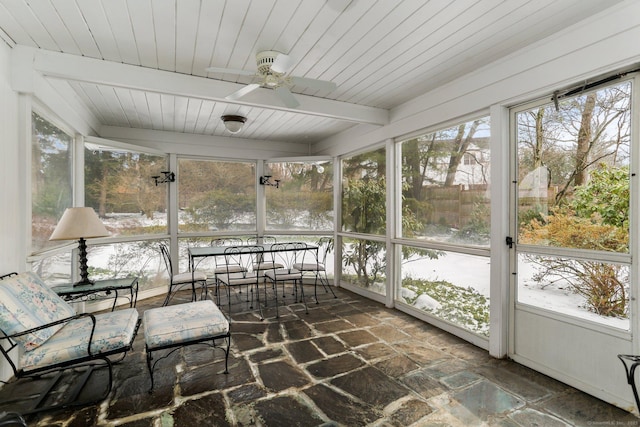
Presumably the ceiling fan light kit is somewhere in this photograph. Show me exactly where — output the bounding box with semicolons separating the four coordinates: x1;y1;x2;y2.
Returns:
207;50;337;109
221;115;247;133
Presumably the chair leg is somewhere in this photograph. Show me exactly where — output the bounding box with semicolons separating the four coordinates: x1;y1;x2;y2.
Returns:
262;279;269;307
255;282;264;320
313;274;320;304
162;284;175;307
320;271;337;298
162;291;171;307
146;348;155;391
298;279;309;314
273;279;280;318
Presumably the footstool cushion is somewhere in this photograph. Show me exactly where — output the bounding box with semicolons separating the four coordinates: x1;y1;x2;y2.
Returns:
143;300;229;350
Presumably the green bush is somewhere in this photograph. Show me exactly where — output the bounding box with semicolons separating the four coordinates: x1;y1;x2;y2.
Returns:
402;277;489;336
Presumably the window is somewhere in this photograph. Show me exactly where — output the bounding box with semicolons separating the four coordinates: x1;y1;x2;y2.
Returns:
514;80;631;327
178;159;256;233
341;147;387;294
265;161;333;231
397;117;491;337
85;147;168;236
400;117;491;246
400;247;490;336
31;112;73;252
83;146;169;291
342;237;386;295
341;148;386;234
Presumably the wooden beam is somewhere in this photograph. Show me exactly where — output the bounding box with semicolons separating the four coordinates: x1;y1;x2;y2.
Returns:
23;47;388;126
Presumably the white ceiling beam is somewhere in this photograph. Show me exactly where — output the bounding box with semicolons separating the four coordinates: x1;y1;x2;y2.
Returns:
99;125;310;159
20;46;388;126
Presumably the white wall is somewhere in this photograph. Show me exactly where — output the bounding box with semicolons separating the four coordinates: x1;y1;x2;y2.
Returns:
0;42;21;274
0;40;22;382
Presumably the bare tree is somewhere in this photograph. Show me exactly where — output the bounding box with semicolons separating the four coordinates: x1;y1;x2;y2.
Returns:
444;120;481;186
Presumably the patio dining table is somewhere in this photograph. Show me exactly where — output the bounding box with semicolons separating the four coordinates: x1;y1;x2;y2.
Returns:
188;243;318;271
188;243;319;297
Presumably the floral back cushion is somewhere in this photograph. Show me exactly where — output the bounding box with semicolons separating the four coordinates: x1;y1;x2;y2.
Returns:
0;272;76;351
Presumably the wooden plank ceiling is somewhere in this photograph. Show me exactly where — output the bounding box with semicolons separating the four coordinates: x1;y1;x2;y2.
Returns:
0;0;622;144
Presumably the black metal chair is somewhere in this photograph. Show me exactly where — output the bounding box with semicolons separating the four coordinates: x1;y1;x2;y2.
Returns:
246;235;277;245
618;354;640;414
264;242;309;317
0;272;140;415
293;237;338;303
207;237;247;303
159;243;207;306
246;236;283;277
216;246;264;319
0;412;27;427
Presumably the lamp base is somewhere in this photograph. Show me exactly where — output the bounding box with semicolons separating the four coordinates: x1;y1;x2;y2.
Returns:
76;237;94;287
73;278;95;287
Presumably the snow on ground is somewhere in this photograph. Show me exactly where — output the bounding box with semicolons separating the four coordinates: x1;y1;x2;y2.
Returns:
91;212;630;331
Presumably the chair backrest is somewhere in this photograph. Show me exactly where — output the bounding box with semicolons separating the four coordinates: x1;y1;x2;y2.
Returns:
223;246;263;277
246;235;277;245
271;242;308;274
210;237;243;247
0;272;76;354
317;237;334;265
159;243;173;277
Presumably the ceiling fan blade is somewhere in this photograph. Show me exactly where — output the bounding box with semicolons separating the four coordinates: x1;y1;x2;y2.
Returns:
226;83;261;101
289;76;337;92
274;86;300;108
206;66;255;77
271;53;295;74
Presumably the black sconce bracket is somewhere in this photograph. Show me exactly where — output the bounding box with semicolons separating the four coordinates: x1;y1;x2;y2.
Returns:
152;171;175;186
259;175;280;188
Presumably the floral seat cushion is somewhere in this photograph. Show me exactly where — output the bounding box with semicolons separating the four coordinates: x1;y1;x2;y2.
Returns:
143;300;229;351
20;308;140;371
0;272;76;351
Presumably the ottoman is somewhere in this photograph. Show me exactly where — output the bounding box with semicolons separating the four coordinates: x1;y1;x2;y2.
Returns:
143;300;230;390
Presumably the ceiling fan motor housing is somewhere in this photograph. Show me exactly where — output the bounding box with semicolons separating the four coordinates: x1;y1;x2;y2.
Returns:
256;50;281;75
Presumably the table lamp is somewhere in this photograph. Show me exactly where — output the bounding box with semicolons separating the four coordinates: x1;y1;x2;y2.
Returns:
49;207;110;286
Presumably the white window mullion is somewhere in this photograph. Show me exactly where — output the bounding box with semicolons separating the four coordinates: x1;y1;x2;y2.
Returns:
257;160;266;238
489;103;510;359
385;138;394;309
168;153;179;269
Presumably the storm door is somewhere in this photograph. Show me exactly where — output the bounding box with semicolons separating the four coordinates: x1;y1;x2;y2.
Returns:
509;78;636;407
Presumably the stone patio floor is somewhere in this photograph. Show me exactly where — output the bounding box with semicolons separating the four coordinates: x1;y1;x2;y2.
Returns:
1;284;639;426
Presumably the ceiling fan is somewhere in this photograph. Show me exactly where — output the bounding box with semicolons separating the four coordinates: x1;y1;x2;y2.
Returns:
206;50;337;108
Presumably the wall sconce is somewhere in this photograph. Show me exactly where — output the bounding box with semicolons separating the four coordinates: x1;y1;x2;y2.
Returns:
259;175;280;188
152;171;175;186
221;115;247;133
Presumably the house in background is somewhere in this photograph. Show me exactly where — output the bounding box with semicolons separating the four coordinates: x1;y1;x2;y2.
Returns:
1;0;640;415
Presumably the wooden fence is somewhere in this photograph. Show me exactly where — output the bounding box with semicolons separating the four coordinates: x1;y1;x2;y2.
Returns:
422;184;489;229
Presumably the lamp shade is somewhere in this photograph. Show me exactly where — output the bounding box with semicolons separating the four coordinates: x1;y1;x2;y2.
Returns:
49;207;110;241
